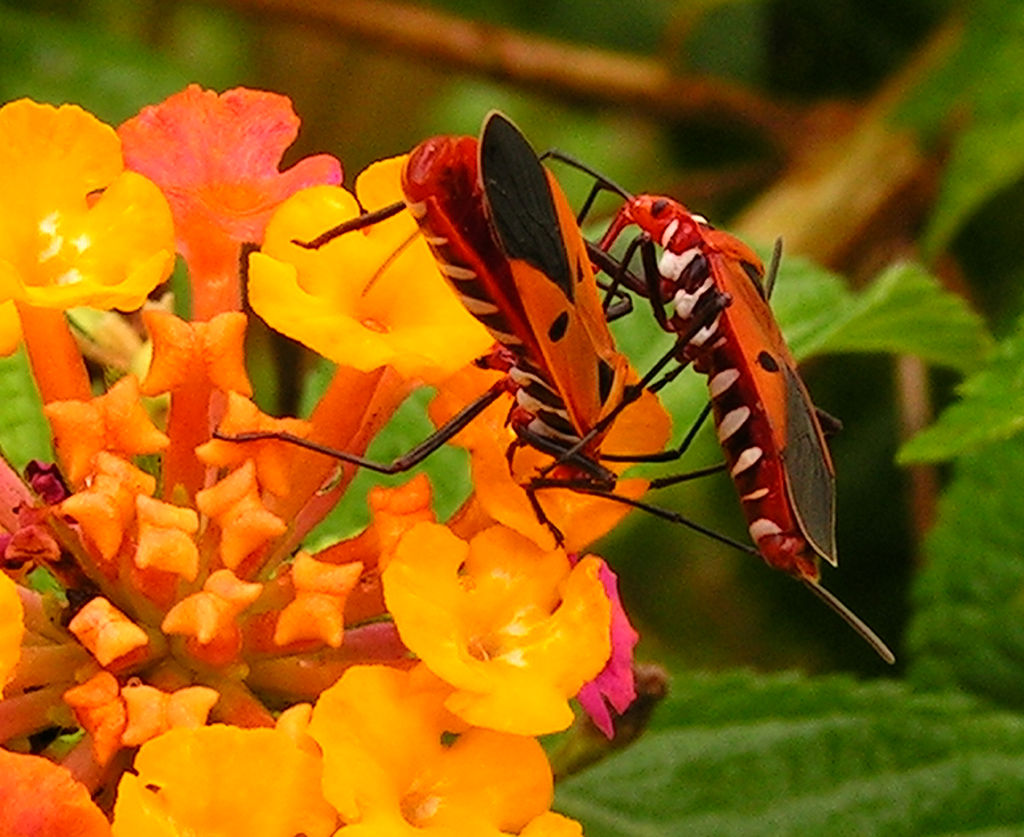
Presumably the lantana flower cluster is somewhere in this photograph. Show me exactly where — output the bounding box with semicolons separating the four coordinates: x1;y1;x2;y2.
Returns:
0;86;667;835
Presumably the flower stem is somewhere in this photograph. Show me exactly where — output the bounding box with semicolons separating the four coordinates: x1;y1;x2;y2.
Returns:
16;304;91;403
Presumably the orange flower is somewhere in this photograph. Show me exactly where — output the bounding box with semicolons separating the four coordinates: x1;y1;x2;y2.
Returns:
274;552;364;648
45;376;169;487
383;523;612;735
63;671;127;766
119;85;342;255
133;495;201;581
308;665;567;834
119;85;343;320
197;392;313;498
68;597;150;667
0;749;111;836
194;462;287;571
140;309;251;397
161;569;263;659
120;682;219;746
247;157;492;381
57;452;156;561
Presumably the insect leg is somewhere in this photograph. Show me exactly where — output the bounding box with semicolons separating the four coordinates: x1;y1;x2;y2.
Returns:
292;200;406;250
530;478;760;556
213;379;507;475
601;402;715;465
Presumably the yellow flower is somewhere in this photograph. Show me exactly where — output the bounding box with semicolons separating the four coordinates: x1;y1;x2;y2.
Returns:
383;523;612;735
308;665;570;835
247;157;492;381
112;725;337;836
0;570;23;695
0;99;173;314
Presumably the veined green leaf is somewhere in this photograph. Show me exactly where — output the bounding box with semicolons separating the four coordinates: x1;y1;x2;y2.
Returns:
908;433;1024;709
774;260;991;372
557;670;1024;836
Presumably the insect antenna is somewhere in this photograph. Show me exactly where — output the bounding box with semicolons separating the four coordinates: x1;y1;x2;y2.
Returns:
764;237;783;299
361;230;420;295
801;578;896;664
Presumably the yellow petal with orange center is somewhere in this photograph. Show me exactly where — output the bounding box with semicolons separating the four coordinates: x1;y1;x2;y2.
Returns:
383;523;612;736
68;597;150;666
113;725;337;837
0;570;24;694
112;775;183;837
248;172;491;382
520;812;585;836
0;99;173;311
0;301;20;356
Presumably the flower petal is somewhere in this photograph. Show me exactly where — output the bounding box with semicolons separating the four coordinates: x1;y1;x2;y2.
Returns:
114;725;337;837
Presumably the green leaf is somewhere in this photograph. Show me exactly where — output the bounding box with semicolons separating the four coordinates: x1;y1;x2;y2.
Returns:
776;261;992;373
0;346;51;470
907;433;1024;709
899;322;1024;463
557;670;1024;836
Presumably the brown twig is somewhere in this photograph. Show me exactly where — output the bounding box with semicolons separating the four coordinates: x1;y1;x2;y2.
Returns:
212;0;800;154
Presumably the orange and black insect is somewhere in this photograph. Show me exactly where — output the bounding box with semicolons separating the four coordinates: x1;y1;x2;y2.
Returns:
220;113;726;543
541;157;893;662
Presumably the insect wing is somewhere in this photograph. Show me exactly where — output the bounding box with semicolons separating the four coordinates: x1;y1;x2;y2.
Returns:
480;112;626;437
704;229;837;567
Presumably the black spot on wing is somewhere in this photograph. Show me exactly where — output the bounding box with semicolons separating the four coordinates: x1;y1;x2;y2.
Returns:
597;359;615;405
757;351;780;372
480;112;574;302
547;311;569;343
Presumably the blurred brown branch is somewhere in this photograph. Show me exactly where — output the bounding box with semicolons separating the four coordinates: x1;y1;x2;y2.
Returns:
213;0;800;154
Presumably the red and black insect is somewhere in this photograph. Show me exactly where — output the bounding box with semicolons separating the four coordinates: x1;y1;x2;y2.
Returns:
542;157;893;662
220;113;725;543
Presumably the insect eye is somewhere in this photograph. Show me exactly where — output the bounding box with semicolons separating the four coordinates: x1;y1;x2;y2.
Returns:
651;198;669;216
757;351;780;372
